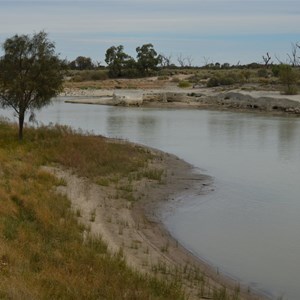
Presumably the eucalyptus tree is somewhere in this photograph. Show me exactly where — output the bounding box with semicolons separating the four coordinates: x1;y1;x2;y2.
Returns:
0;31;65;140
105;45;135;77
70;56;94;70
136;44;161;76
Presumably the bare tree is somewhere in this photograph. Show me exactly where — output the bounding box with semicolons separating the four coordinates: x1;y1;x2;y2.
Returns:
203;56;212;67
177;53;186;68
262;52;272;67
160;53;172;67
186;55;193;67
275;54;284;64
176;53;194;67
94;60;103;68
287;43;299;67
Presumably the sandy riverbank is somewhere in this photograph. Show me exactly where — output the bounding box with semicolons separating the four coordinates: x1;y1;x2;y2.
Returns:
46;144;265;300
61;86;300;116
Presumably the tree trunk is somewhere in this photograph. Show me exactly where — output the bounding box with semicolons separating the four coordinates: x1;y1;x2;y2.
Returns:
18;113;24;141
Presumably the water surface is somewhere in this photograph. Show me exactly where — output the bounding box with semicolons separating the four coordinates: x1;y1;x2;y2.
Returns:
1;98;300;299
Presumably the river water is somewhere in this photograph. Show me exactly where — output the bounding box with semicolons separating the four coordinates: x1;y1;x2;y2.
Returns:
1;98;300;299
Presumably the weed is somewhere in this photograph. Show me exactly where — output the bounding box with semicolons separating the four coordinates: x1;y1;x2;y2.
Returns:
160;242;169;253
89;209;96;222
96;177;110;186
141;168;164;181
130;240;141;250
3;217;19;240
178;80;191;88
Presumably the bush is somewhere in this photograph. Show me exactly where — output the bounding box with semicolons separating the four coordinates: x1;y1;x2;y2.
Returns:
241;70;251;81
207;73;237;87
178;80;191;88
279;64;298;95
157;75;169;80
171;77;180;83
257;68;269;78
283;85;298;95
271;65;281;77
71;70;108;82
207;77;220;87
90;70;108;80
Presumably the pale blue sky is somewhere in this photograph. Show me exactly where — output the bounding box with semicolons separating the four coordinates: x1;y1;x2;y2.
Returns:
0;0;299;65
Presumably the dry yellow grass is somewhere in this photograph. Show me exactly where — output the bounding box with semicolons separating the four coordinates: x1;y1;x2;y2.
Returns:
0;121;184;299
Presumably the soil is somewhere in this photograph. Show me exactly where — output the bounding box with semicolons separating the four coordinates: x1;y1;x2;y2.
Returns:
44;146;265;300
61;77;300;116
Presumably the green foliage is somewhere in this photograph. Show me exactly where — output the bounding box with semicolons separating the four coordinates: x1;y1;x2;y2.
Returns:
69;56;94;70
271;65;281;77
0;31;65;140
136;43;161;76
157;75;169;80
257;68;269;78
71;70;108;82
279;64;298;95
141;169;164;181
241;70;251;81
178;80;191;88
0;121;185;299
105;45;137;78
104;44;161;78
207;73;239;87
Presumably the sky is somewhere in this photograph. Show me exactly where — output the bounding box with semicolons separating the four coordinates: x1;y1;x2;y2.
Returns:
0;0;299;66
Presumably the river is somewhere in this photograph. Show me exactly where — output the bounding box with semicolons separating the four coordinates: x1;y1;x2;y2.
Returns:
1;98;300;299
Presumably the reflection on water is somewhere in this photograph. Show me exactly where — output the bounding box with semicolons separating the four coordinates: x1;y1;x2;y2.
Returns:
1;99;300;299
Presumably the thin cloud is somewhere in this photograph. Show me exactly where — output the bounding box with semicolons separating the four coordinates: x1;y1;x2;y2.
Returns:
0;0;299;64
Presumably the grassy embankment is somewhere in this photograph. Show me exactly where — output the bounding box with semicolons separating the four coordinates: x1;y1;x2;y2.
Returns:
0;121;244;300
0;121;184;299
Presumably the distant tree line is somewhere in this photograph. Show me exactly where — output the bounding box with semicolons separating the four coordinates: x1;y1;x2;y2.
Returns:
66;41;300;78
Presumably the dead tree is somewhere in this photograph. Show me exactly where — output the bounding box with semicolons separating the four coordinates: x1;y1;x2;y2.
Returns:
203;56;211;67
186;55;194;67
262;52;272;67
160;53;172;68
287;43;299;67
177;53;186;68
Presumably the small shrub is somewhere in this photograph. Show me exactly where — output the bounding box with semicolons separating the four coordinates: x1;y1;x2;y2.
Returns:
282;85;298;95
142;169;164;181
271;65;281;77
178;80;191;88
257;68;269;78
207;77;220;87
241;70;251;81
279;64;298;95
171;77;180;83
157;75;169;80
207;74;236;87
71;70;108;82
90;70;108;81
3;217;19;240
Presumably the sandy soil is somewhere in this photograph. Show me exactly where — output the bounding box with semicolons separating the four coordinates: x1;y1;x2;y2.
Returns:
45;146;264;300
60;81;300;117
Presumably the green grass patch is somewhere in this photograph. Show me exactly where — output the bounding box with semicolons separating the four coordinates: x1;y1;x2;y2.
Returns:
178;80;191;88
0;121;185;299
0;120;241;299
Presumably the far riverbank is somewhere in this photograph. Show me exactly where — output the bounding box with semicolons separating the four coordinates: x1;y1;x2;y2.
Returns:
61;86;300;116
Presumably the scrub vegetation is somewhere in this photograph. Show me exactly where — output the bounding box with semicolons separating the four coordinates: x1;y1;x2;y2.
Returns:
0;121;185;299
0;121;247;299
65;64;300;96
